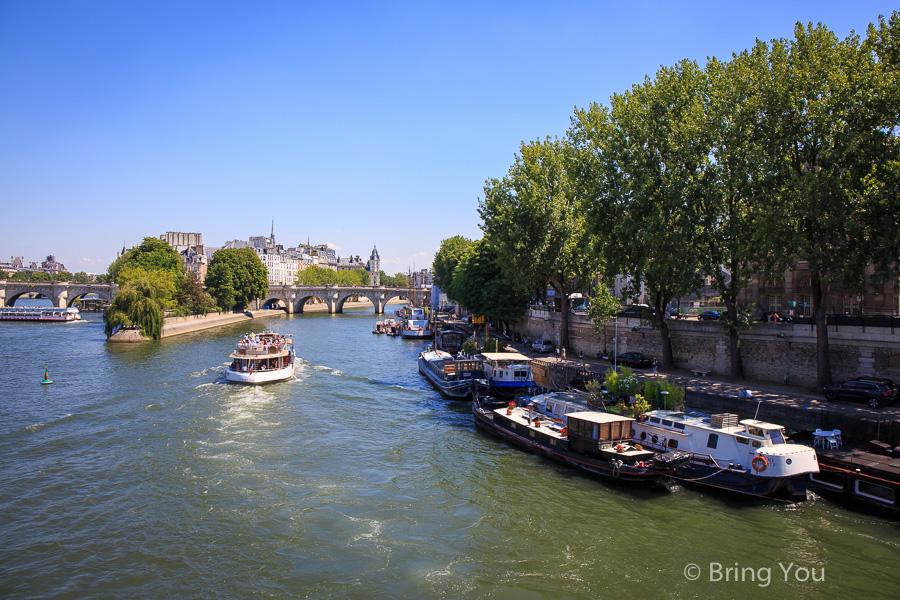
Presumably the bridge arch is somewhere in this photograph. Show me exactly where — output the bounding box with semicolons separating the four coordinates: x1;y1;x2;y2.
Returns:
291;293;329;313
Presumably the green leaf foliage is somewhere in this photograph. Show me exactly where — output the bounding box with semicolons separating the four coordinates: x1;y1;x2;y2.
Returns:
448;239;530;323
206;248;268;311
103;278;165;340
433;235;474;295
107;237;182;283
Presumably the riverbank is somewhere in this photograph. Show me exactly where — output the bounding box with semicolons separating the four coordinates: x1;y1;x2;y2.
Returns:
107;300;395;342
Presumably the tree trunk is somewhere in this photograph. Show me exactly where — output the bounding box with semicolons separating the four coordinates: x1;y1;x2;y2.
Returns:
652;292;675;369
811;272;832;392
559;289;571;351
723;296;744;379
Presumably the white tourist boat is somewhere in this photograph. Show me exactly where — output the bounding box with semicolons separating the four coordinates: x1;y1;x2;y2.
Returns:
400;306;433;339
225;331;296;384
0;306;82;322
632;410;819;499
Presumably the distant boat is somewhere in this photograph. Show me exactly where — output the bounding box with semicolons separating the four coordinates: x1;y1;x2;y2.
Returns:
400;306;433;339
225;331;296;384
0;306;82;322
418;348;489;399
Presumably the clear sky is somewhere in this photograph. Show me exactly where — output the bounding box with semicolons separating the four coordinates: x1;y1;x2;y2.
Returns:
1;1;895;275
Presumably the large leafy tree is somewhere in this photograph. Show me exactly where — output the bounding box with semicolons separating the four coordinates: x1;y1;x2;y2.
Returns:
296;265;338;285
107;237;182;282
571;60;706;369
755;21;900;390
479;137;599;351
206;248;268;311
449;239;530;323
103;278;165;340
433;235;474;298
116;265;178;309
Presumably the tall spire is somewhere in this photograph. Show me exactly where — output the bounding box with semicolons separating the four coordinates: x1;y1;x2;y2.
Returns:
270;218;275;243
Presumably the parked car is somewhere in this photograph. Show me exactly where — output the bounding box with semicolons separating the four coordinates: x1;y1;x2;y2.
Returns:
532;339;555;353
615;352;653;368
823;377;899;408
698;310;722;321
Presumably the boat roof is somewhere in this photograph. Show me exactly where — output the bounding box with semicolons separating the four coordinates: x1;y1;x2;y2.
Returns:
566;411;634;424
739;419;785;430
480;352;530;362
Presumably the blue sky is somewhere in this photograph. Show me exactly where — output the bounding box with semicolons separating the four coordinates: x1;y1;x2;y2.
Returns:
1;1;895;274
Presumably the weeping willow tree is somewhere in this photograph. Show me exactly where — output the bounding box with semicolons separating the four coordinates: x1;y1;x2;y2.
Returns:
103;279;165;340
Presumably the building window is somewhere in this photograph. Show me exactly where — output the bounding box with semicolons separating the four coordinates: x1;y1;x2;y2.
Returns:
799;295;812;317
843;296;860;315
768;295;782;313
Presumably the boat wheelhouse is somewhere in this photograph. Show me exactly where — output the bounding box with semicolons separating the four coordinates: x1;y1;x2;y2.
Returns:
435;329;467;356
472;396;689;484
0;306;82;322
418;348;489;399
225;331;296;384
632;410;819;500
477;352;537;397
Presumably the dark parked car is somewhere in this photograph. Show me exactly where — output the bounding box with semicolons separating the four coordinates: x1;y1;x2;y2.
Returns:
615;352;653;368
698;310;722;321
823;377;899;408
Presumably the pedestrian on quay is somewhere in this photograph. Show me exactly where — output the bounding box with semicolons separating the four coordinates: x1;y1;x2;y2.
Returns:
652;358;658;376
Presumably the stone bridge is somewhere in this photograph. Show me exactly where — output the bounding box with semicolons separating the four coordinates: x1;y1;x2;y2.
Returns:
0;281;118;307
261;285;430;314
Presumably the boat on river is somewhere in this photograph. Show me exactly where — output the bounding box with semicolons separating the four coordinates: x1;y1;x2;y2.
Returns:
632;410;819;500
0;306;82;322
418;348;489;399
808;440;900;519
473;395;690;484
225;331;296;384
400;306;433;339
477;352;537;398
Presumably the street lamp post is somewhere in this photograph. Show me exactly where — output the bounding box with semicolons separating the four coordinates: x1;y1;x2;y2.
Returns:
613;315;618;371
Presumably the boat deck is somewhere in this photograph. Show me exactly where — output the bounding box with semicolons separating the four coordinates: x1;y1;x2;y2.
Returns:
817;446;900;477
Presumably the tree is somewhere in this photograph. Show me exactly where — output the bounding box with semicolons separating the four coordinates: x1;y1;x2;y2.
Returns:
106;237;182;283
571;60;707;369
296;265;338;285
103;278;165;340
480;137;600;352
206;248;268;311
116;265;178;309
449;239;530;323
433;235;474;297
755;21;900;390
584;283;620;355
173;272;216;315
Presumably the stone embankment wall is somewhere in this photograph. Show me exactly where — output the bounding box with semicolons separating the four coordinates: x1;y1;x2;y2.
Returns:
107;309;283;342
514;308;900;388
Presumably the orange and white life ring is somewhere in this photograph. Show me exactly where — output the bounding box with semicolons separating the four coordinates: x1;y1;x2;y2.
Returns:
752;455;768;472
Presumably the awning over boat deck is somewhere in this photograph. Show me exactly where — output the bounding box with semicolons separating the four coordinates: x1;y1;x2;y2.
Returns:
565;411;635;424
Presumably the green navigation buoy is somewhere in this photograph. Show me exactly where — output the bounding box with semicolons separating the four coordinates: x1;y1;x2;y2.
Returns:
41;365;53;385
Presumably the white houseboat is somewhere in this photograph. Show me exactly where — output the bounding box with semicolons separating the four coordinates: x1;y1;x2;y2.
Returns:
225;331;296;384
400;306;433;339
632;410;819;500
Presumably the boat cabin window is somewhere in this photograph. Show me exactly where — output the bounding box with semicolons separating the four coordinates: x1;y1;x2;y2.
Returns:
751;440;762;448
769;430;786;445
662;420;673;427
674;422;685;430
649;417;661;424
747;426;765;437
668;439;678;449
736;436;750;445
706;434;719;449
855;480;895;504
514;370;528;378
810;471;845;490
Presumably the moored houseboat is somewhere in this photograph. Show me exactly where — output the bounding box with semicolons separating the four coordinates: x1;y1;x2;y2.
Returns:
472;395;690;484
418;348;489;399
477;352;538;398
225;331;296;384
632;410;819;500
808;441;900;519
0;306;82;322
400;306;433;339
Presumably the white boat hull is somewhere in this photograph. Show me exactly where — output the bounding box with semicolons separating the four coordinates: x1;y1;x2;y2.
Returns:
225;361;296;384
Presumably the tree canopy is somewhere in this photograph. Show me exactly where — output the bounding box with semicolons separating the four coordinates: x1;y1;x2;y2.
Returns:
103;278;165;340
107;237;182;283
448;239;530;323
205;248;269;311
433;235;474;296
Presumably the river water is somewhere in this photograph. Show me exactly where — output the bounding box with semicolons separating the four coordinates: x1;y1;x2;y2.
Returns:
1;306;898;599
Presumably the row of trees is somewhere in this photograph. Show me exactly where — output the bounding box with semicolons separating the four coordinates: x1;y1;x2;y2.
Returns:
103;239;267;340
293;265;409;287
437;14;900;391
1;270;96;283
